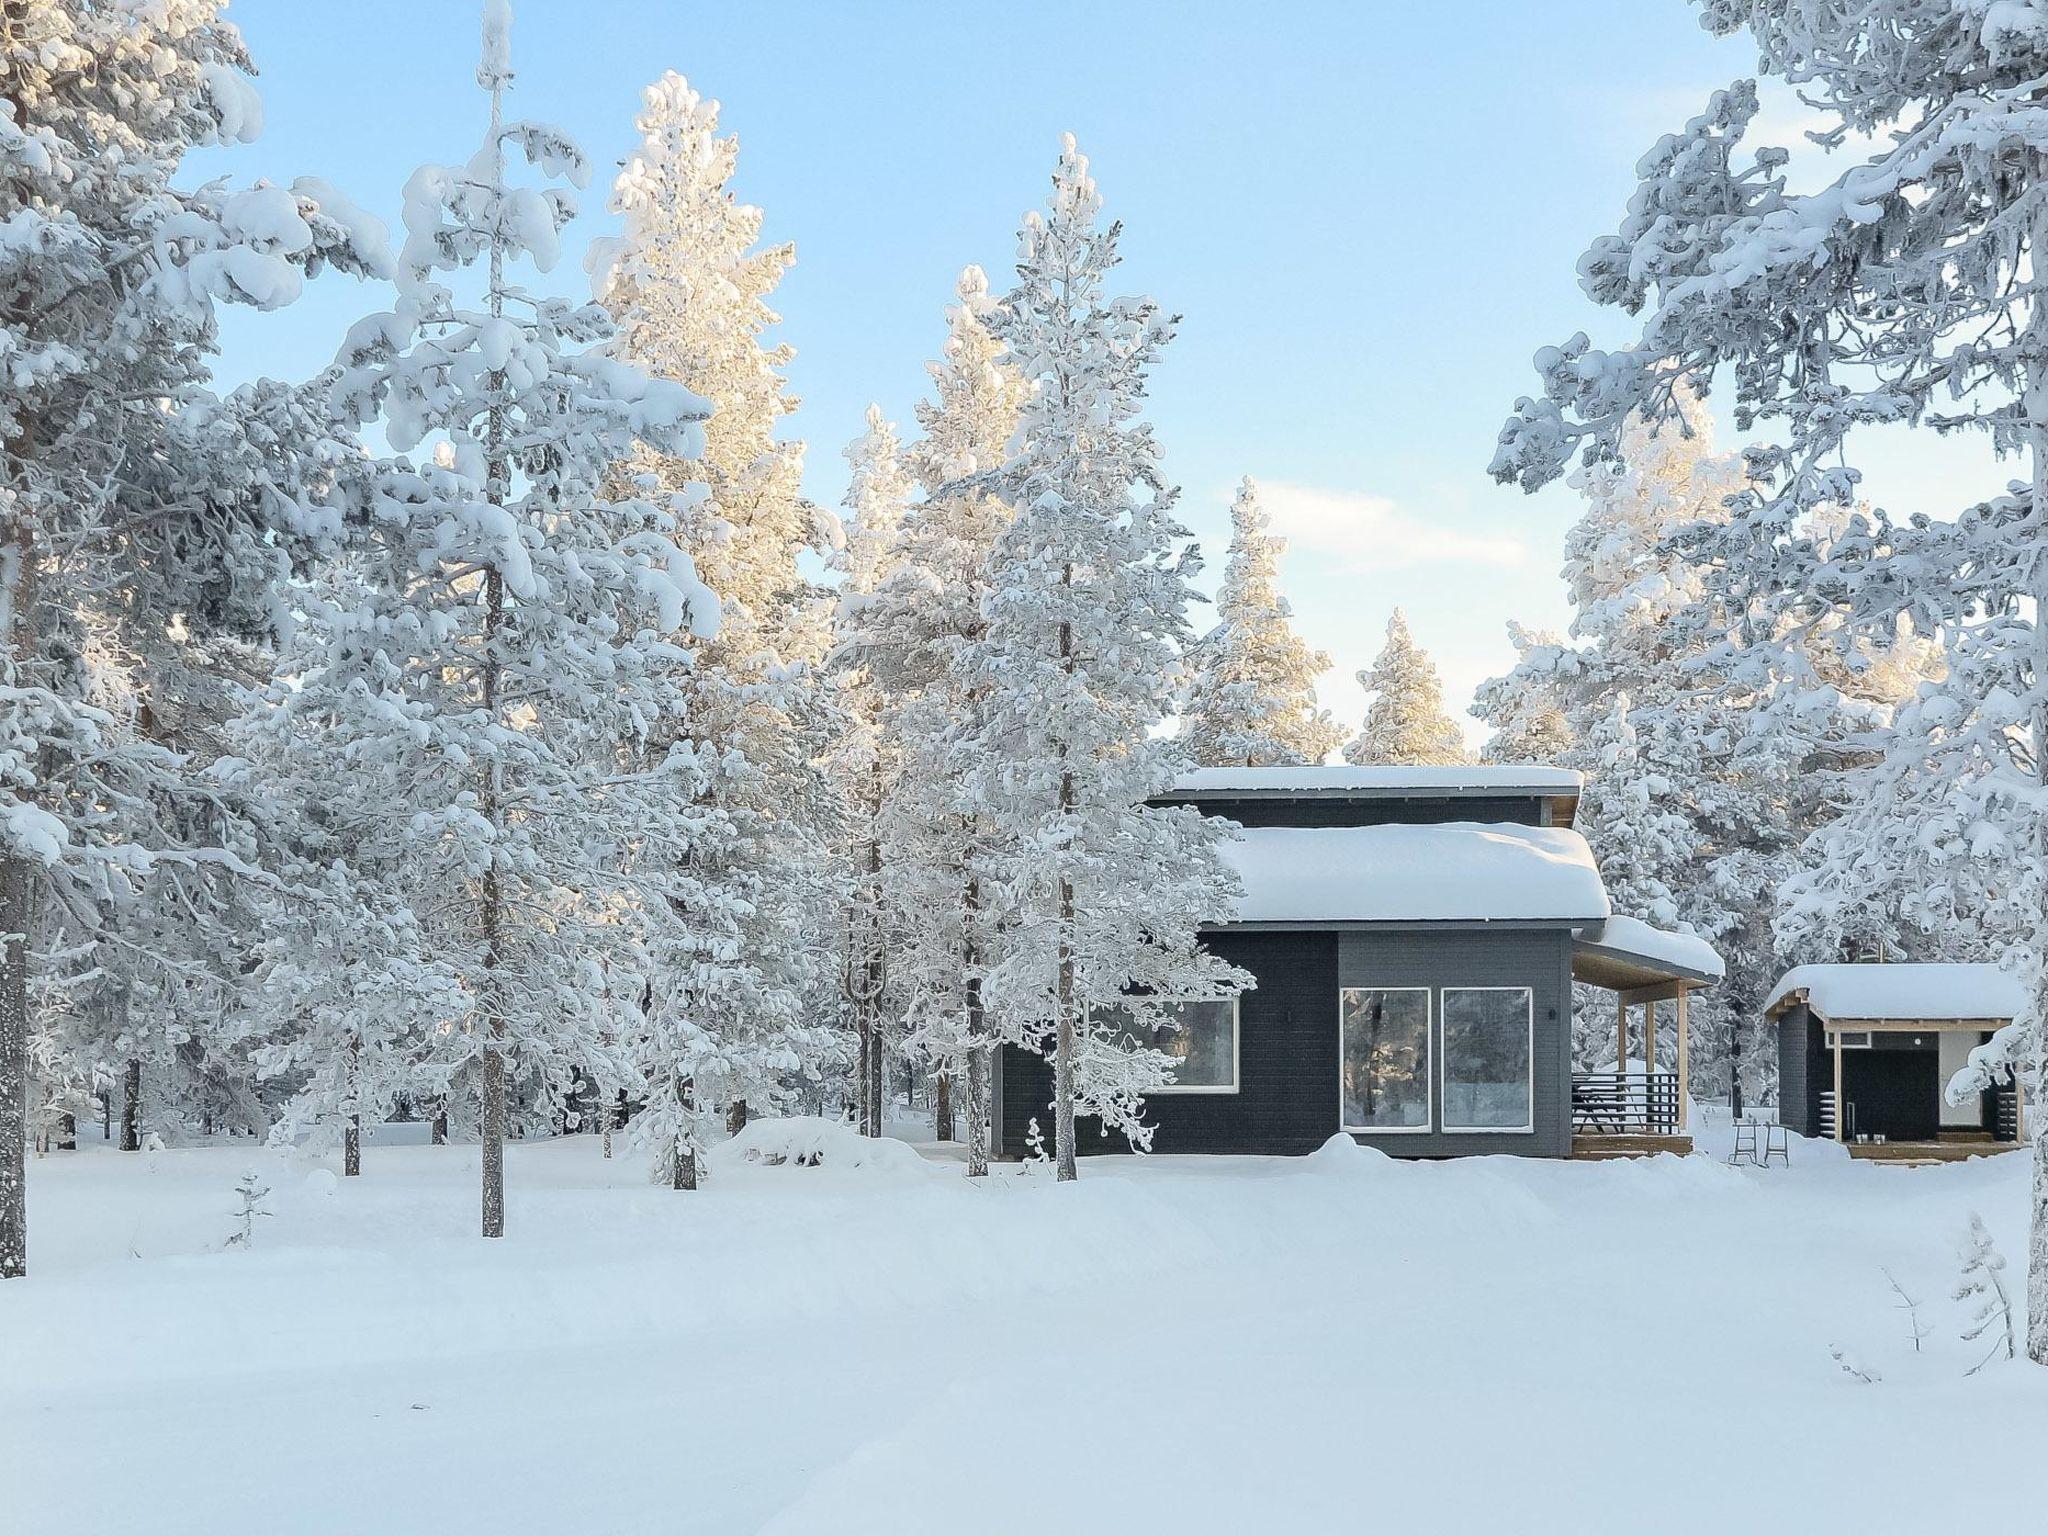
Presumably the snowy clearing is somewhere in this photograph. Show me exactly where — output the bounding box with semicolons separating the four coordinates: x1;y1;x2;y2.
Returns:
2;1119;2039;1535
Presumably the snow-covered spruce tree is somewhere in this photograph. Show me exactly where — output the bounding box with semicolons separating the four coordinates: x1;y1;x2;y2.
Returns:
828;405;912;1137
1471;622;1574;765
1179;478;1342;768
262;0;716;1234
837;265;1030;1174
592;69;819;644
0;1;387;1277
955;137;1247;1182
1489;3;2048;1360
1481;394;1935;1099
592;66;843;1136
1343;609;1469;767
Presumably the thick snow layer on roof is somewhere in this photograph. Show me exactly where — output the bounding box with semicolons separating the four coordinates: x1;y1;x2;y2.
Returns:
1174;764;1582;796
1222;822;1607;924
1764;963;2028;1021
1576;915;1724;981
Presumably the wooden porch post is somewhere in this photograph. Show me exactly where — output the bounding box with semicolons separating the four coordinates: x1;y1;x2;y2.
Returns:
1616;994;1627;1076
1643;999;1656;1077
1675;987;1689;1132
1843;1036;1859;1146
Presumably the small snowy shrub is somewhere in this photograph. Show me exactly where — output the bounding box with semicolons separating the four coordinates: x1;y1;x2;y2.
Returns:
1954;1213;2016;1374
225;1171;273;1252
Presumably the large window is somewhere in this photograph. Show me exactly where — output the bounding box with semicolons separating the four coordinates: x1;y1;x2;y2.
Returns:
1097;999;1239;1093
1441;987;1533;1132
1340;988;1431;1131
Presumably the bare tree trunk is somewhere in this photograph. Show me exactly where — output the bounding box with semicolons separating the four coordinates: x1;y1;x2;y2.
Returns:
120;1058;140;1152
935;1071;954;1143
0;852;29;1277
480;1044;505;1237
2025;279;2048;1361
964;875;990;1177
1054;876;1076;1183
100;1089;110;1141
599;1093;612;1160
431;1107;448;1145
673;1138;697;1191
344;1119;361;1178
55;1111;73;1151
1053;596;1078;1184
726;1099;748;1135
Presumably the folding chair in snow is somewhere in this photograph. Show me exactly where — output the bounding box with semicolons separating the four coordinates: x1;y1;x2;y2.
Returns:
1761;1124;1789;1167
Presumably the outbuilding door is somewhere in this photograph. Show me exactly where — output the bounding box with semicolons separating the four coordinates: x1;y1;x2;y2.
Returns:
1841;1047;1938;1142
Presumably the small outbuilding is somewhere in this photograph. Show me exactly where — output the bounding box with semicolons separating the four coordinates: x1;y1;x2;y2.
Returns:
1764;963;2029;1159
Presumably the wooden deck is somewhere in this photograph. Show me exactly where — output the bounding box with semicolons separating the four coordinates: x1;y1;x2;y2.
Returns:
1846;1138;2022;1166
1571;1133;1693;1161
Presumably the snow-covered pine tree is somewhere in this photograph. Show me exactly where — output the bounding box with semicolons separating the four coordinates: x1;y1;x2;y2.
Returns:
1179;478;1342;767
1472;622;1574;765
955;137;1247;1182
0;1;387;1277
829;405;912;1137
1489;3;2048;1360
1480;396;1936;1100
1343;610;1469;767
257;0;717;1234
592;66;843;1142
836;266;1030;1175
591;69;818;646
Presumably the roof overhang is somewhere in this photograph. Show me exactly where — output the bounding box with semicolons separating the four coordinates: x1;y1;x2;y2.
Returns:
1571;917;1723;997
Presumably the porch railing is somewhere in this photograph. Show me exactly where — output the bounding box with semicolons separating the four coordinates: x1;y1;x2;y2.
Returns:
1572;1072;1680;1136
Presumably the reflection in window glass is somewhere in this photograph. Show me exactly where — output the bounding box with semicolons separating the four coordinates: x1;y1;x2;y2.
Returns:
1097;1000;1237;1091
1340;989;1430;1130
1442;988;1532;1130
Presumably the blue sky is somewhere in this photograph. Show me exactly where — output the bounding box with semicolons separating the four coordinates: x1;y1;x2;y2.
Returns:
204;0;1991;743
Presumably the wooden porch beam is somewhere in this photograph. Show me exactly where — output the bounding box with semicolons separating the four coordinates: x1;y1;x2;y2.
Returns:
1675;987;1689;1132
1843;1036;1859;1146
1618;981;1692;1007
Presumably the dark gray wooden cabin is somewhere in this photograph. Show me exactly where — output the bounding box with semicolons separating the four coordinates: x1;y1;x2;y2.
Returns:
1767;964;2027;1159
994;767;1722;1162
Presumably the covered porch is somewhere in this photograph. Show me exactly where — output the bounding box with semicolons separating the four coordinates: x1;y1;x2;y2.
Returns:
1568;917;1723;1159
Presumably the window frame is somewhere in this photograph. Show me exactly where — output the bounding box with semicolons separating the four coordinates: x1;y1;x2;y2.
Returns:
1438;984;1536;1135
1829;1029;1873;1050
1093;997;1242;1095
1337;985;1434;1135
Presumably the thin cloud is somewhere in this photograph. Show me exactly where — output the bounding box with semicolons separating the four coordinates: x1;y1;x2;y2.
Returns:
1258;481;1527;574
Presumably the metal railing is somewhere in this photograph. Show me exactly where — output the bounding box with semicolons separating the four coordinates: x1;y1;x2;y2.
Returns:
1572;1072;1680;1136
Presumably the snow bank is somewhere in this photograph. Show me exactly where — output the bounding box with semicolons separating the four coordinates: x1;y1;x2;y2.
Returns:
1174;763;1581;796
1222;822;1608;924
713;1116;930;1177
1576;914;1724;981
1764;963;2028;1021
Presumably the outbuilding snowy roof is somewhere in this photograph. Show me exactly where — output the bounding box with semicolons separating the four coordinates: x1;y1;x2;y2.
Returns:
1574;915;1724;984
1221;822;1608;925
1175;765;1583;798
1763;963;2028;1022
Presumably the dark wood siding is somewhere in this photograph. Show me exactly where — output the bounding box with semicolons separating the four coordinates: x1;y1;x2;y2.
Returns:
996;923;1576;1160
1337;927;1574;1158
1150;794;1545;829
1776;1006;1811;1135
998;930;1340;1158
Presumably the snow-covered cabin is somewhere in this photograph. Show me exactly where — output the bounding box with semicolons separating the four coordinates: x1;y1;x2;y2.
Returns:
994;766;1724;1160
1765;964;2028;1157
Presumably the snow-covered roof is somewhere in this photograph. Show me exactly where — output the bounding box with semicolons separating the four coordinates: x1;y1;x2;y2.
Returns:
1172;765;1583;798
1763;963;2028;1022
1221;822;1607;925
1574;915;1724;983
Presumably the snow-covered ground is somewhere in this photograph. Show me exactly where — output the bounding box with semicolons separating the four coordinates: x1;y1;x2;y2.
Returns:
2;1116;2039;1534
